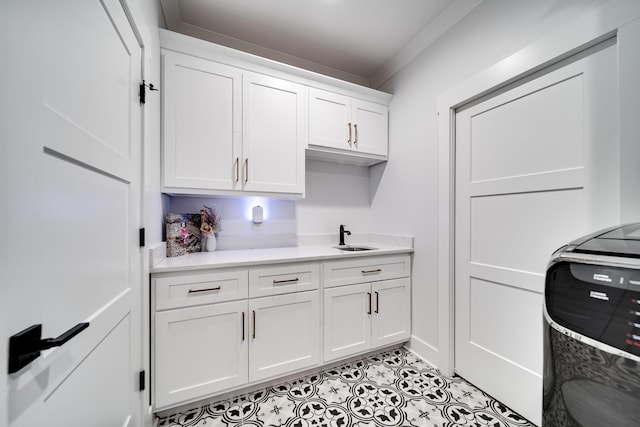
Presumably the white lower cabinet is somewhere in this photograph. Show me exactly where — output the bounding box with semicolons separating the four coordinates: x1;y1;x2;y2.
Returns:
323;278;410;362
153;263;321;410
249;291;320;382
152;254;410;411
323;283;371;360
323;255;411;363
371;278;411;348
154;300;248;409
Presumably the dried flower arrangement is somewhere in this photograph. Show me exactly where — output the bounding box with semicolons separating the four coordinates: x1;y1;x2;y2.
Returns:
200;205;222;236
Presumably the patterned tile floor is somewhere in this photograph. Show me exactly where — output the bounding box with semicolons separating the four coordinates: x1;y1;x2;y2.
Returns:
157;347;535;427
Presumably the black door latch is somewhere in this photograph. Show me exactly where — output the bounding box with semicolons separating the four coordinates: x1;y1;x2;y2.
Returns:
8;322;90;374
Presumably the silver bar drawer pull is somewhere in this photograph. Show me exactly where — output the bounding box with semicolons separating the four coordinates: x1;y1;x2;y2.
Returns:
273;278;299;285
188;286;221;294
362;269;382;275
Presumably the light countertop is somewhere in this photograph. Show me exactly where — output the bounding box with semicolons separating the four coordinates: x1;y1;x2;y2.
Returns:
150;234;413;274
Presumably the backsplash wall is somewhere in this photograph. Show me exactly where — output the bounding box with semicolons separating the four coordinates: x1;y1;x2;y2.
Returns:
167;196;297;250
165;160;374;250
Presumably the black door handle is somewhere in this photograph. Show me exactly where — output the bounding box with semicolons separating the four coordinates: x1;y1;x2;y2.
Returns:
8;322;89;374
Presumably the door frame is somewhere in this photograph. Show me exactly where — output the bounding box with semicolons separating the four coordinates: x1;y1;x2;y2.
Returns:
435;1;640;376
111;0;157;424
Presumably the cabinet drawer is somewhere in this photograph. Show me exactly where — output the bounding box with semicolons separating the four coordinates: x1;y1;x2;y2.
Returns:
154;269;248;310
323;255;410;288
249;263;320;297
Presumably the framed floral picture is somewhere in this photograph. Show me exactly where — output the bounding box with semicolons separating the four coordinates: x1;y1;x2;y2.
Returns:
165;213;202;257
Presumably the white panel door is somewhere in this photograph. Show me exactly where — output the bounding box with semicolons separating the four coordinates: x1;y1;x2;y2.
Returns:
162;51;242;191
3;0;142;426
242;72;306;195
249;291;320;382
455;40;619;425
154;301;248;409
323;283;372;362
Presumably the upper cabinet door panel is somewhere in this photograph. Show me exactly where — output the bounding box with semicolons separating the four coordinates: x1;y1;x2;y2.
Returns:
308;88;352;150
242;72;306;195
352;100;388;157
163;51;242;190
307;87;389;162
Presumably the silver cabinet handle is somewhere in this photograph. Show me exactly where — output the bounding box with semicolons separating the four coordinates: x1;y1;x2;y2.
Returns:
354;123;358;146
241;312;245;342
362;269;382;275
234;157;239;183
252;310;256;339
244;158;249;183
367;292;372;315
347;122;352;145
273;278;299;285
188;286;221;294
375;291;379;314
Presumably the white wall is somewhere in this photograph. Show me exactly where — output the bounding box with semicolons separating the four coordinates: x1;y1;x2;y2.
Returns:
370;0;608;368
296;160;373;236
164;159;373;250
168;196;298;250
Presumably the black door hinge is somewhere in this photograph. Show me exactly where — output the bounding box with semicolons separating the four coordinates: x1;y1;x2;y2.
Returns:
139;370;146;392
139;80;158;105
139;228;145;248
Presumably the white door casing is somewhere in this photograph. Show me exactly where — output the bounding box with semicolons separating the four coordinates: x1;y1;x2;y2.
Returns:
3;0;143;426
454;39;618;425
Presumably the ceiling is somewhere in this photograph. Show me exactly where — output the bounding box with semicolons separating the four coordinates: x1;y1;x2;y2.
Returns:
159;0;483;87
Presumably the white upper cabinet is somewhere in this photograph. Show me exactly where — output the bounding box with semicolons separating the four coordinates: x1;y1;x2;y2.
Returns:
161;53;305;197
352;99;388;157
162;51;242;192
307;90;351;151
159;29;392;195
308;88;389;165
242;72;306;195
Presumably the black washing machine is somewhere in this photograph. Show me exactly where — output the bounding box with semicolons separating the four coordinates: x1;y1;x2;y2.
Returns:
543;224;640;426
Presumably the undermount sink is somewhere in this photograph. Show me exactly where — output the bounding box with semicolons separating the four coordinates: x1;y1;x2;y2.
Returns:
334;245;377;251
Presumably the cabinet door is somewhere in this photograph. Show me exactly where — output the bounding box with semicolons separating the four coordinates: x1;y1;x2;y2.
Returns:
308;88;352;150
323;283;371;362
154;300;248;409
371;278;411;348
249;291;320;382
243;72;306;195
162;51;242;191
352;99;388;156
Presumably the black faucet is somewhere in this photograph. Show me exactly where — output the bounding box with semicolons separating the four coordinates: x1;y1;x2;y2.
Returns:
339;224;351;246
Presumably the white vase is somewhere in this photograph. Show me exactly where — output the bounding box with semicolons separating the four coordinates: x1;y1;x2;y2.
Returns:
205;234;217;252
